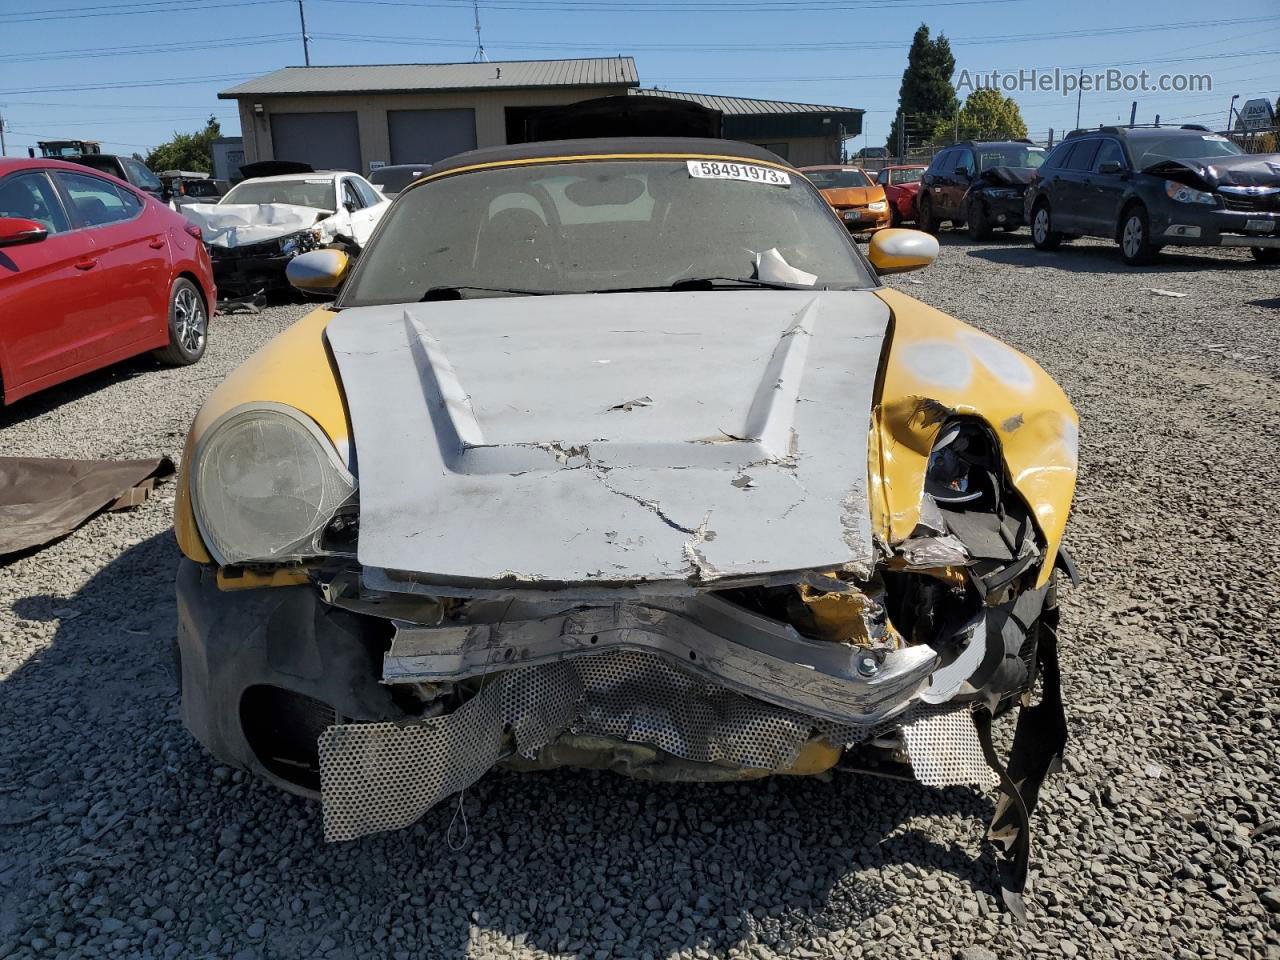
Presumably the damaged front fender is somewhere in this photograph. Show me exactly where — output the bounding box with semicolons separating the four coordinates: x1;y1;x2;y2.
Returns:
871;289;1078;587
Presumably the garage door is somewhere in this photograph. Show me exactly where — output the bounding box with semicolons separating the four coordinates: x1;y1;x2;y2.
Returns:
270;112;362;172
388;109;477;165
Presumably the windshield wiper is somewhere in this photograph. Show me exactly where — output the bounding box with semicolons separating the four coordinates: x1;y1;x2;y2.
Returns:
595;276;814;294
420;284;559;301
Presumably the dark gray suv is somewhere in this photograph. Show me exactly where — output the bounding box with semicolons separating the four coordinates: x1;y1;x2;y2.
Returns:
1023;125;1280;265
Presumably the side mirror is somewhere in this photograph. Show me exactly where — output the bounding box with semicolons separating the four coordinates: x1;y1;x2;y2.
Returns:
954;166;970;178
1097;161;1124;175
286;248;350;296
0;217;49;248
343;200;357;213
867;228;938;275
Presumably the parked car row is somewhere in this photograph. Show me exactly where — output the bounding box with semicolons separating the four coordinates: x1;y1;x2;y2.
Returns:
912;126;1280;265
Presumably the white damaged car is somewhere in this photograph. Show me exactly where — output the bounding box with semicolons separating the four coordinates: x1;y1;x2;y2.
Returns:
181;166;389;299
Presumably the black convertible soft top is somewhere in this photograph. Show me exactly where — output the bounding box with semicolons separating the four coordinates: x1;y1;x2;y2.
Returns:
427;138;791;177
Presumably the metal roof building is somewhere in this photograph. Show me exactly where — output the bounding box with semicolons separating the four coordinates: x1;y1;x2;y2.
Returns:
219;58;862;172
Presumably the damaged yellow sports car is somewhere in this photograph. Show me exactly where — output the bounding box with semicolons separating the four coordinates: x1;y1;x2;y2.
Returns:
173;139;1077;914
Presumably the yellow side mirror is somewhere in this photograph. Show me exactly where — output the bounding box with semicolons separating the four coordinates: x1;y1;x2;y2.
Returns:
286;248;350;295
866;228;938;275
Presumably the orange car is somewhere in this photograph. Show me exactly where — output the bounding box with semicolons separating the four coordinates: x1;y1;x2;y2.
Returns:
799;165;890;234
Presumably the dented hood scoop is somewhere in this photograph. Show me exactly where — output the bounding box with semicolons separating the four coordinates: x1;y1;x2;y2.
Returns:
325;290;890;589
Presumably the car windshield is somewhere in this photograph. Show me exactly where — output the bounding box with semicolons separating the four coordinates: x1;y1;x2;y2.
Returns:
370;167;430;194
1131;133;1245;168
341;158;876;306
804;168;871;189
890;168;924;184
976;146;1046;170
221;178;336;210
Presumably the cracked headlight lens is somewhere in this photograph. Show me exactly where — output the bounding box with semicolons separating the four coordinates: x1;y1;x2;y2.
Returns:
192;404;355;565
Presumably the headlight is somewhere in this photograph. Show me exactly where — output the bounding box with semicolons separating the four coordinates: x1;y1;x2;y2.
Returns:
191;403;356;565
1165;180;1216;205
986;188;1018;199
868;200;887;212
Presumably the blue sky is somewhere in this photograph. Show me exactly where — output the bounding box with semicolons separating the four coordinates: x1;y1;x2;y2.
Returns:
1;0;1277;159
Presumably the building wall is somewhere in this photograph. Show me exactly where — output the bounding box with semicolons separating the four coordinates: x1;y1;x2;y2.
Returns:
234;86;632;171
742;137;842;167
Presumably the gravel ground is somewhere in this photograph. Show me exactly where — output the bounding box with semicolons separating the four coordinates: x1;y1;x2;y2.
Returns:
2;234;1278;960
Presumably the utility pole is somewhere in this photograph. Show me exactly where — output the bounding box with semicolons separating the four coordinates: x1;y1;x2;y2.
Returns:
0;106;7;158
1075;68;1085;130
1226;94;1240;133
297;0;311;66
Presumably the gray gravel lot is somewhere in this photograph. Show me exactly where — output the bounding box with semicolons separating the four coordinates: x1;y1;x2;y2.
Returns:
1;234;1278;959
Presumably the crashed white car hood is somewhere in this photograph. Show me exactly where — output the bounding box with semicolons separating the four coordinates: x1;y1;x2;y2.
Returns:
181;202;326;248
325;290;890;588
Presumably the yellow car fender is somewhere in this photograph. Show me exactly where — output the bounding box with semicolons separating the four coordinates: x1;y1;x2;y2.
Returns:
174;308;347;563
871;289;1078;586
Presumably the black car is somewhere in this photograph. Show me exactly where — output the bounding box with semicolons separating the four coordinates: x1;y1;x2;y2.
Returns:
67;154;167;202
917;140;1046;239
368;163;431;196
1023;125;1280;265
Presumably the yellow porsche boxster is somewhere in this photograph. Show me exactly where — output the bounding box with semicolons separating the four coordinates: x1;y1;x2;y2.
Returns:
173;138;1077;914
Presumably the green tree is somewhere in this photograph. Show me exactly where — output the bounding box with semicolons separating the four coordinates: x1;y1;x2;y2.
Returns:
957;88;1028;140
145;116;221;173
886;24;959;155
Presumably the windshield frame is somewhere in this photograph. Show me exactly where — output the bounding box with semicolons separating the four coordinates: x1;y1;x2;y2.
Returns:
336;154;881;308
802;167;873;189
1130;132;1245;169
220;176;337;211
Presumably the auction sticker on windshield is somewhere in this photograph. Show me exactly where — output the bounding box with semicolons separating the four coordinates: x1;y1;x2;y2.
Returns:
686;160;791;186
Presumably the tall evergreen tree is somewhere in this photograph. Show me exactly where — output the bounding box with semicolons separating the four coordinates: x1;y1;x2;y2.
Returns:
886;24;959;154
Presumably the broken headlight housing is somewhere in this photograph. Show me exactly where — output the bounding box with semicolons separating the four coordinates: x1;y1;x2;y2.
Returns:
924;421;999;507
191;403;356;565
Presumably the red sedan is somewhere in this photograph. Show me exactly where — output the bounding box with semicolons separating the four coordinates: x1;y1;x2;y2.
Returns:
0;158;215;405
875;164;928;226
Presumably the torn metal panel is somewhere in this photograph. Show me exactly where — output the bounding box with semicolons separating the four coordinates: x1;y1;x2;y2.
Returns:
380;592;937;726
326;290;890;587
0;456;173;557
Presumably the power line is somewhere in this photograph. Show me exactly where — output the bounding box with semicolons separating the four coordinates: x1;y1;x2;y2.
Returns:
316;0;1031;11
2;74;257;97
0;36;295;65
0;0;286;24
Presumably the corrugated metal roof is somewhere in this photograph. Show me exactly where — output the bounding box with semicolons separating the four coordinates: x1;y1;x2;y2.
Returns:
219;58;639;98
630;87;861;117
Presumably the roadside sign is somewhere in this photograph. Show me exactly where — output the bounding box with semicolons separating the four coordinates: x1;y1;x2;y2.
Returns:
1238;98;1275;132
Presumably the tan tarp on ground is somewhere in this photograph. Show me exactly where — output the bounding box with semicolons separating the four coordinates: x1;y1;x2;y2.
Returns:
0;456;174;558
